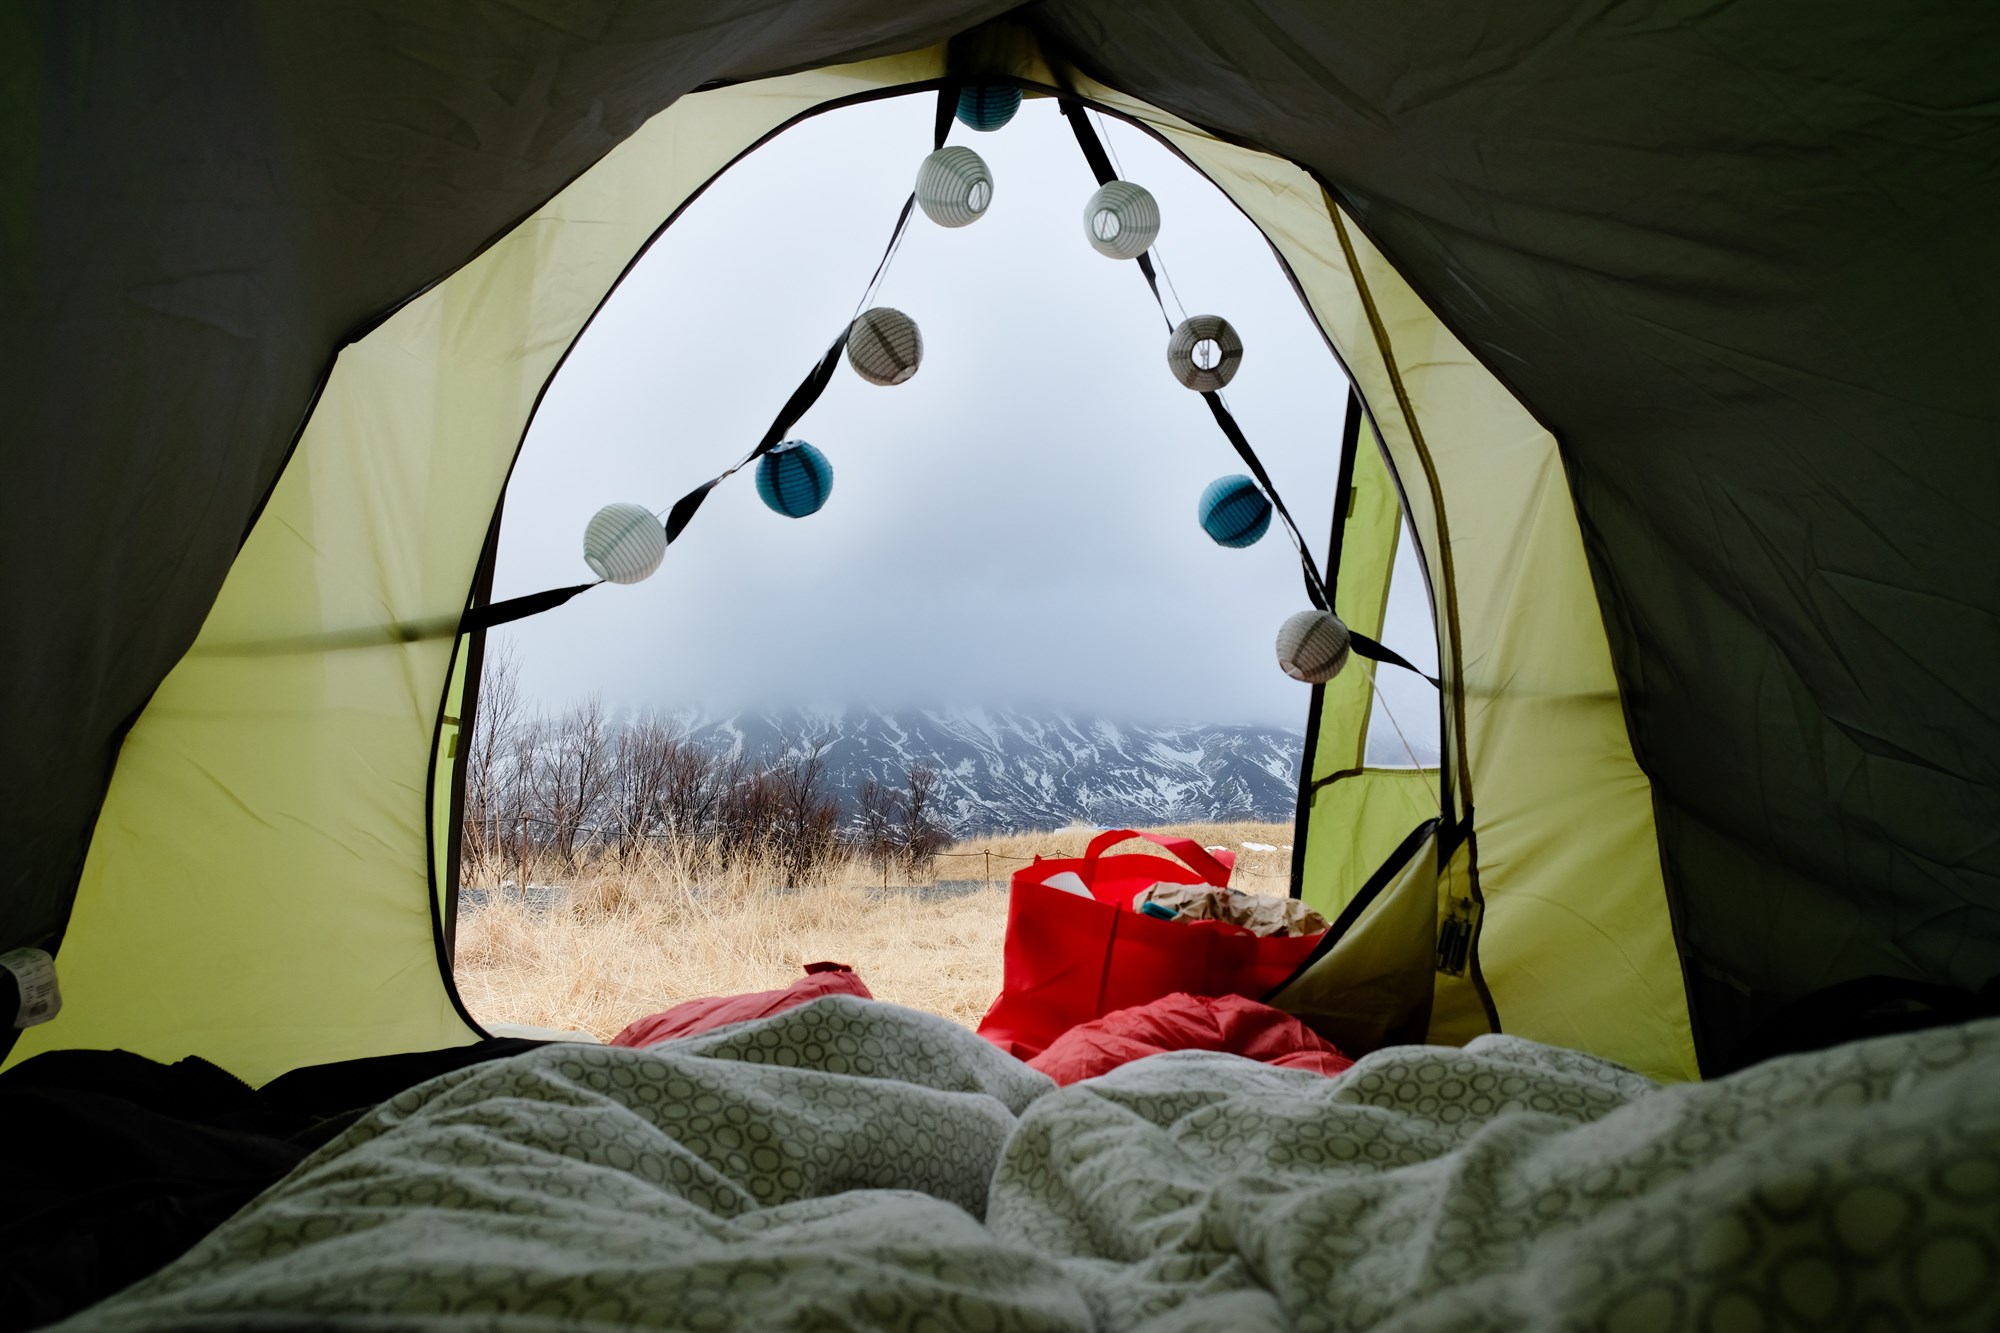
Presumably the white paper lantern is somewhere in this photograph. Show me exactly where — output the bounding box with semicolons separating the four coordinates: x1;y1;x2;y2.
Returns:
847;306;923;386
582;502;666;584
1276;609;1351;683
1167;315;1243;391
1083;180;1160;259
915;146;993;228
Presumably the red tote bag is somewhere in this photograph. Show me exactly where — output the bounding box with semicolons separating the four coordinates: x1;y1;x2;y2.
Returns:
976;829;1324;1058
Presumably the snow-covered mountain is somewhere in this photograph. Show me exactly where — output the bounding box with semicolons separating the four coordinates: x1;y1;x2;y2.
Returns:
674;707;1309;835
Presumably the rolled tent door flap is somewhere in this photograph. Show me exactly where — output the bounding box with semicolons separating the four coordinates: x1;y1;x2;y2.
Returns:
3;47;949;1082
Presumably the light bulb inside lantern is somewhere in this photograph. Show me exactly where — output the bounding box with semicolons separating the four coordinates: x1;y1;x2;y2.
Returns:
1167;315;1243;391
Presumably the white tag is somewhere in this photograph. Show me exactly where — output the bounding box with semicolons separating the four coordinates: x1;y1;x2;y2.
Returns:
2;947;61;1028
1040;871;1092;898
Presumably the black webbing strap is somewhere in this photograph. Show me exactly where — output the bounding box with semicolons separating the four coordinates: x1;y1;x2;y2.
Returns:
665;87;952;543
1060;99;1172;333
664;88;953;545
468;86;956;632
463;580;598;632
1194;387;1331;611
1062;99;1330;610
933;77;958;156
1350;630;1439;687
663;329;855;542
1062;97;1436;688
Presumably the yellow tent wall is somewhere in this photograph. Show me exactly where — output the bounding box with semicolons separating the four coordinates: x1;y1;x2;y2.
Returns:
11;38;1696;1085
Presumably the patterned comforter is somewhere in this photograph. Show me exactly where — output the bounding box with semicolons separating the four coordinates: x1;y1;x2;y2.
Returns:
58;997;2000;1331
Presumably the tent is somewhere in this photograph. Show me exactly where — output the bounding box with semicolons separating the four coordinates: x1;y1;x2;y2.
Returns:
4;2;1995;1089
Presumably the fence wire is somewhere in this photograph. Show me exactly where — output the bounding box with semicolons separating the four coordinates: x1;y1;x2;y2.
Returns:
462;817;1293;884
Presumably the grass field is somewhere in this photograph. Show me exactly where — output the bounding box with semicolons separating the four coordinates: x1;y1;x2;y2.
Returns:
454;821;1296;1040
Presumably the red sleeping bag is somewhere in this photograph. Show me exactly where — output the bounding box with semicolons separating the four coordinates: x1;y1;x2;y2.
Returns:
1028;992;1354;1085
608;962;872;1047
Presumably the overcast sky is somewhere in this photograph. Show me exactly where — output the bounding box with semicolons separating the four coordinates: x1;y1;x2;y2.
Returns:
494;92;1437;745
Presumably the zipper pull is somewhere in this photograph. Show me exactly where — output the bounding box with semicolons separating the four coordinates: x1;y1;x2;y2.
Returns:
1435;898;1476;976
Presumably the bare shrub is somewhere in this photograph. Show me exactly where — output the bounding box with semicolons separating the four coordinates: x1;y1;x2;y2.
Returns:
461;639;523;880
461;674;981;895
702;734;841;884
659;725;724;847
608;713;684;864
714;751;776;867
765;734;841;886
503;714;548;879
899;764;952;872
538;694;613;868
855;764;953;874
856;776;899;869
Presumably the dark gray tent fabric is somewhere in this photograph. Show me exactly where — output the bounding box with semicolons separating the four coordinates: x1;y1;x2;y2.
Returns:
4;1;1995;1066
1032;0;2000;1050
0;0;1006;974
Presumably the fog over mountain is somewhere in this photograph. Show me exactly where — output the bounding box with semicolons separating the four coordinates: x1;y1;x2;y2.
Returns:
625;705;1434;835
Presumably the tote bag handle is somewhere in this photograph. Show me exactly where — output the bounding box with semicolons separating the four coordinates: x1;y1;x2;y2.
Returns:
1082;829;1234;887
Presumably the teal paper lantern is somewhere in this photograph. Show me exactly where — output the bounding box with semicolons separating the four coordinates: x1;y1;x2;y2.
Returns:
1198;475;1272;548
956;84;1021;131
756;440;834;518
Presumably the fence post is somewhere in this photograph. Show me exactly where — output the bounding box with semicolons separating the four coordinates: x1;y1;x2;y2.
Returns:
517;812;528;895
984;850;991;891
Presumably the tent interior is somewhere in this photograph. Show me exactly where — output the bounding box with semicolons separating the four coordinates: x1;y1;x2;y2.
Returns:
4;4;1996;1328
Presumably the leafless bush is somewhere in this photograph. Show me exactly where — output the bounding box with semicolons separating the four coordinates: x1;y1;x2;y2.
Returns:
659;726;724;846
537;695;612;869
457;665;850;886
764;735;842;885
856;777;897;868
855;763;954;874
900;764;953;871
608;714;686;864
461;640;522;872
707;735;841;884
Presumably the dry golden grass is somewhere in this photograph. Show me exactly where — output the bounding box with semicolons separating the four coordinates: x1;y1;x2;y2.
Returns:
952;821;1297;892
454;821;1295;1041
